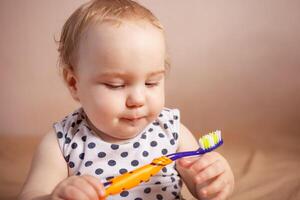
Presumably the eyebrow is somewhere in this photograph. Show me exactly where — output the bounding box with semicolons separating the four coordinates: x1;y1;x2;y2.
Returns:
98;69;166;78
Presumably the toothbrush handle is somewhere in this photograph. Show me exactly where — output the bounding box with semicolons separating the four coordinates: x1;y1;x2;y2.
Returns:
104;156;173;197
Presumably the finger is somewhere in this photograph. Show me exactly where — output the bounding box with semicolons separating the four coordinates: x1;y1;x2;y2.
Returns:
190;152;221;173
70;177;99;200
199;173;227;197
81;175;106;197
59;184;89;200
194;159;225;184
210;185;231;200
177;156;200;168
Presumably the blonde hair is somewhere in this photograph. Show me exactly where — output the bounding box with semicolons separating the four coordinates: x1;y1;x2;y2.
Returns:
57;0;169;83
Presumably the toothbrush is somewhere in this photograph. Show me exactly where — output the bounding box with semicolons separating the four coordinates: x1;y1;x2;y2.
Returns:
102;130;223;198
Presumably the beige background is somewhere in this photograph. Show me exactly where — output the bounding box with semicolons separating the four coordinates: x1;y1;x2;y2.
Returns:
0;0;299;142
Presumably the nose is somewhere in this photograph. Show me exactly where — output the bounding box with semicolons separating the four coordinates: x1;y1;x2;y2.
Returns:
126;86;145;108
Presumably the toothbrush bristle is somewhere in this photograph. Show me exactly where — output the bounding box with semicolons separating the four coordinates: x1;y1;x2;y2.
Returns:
199;130;222;150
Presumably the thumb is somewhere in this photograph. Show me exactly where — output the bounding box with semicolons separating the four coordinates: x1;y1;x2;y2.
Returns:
177;156;199;168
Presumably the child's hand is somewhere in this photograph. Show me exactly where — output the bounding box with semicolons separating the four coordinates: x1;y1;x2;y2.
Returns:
51;175;106;200
178;152;234;200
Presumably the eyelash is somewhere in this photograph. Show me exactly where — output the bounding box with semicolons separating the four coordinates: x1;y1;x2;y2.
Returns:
145;82;159;87
103;82;160;89
103;83;125;89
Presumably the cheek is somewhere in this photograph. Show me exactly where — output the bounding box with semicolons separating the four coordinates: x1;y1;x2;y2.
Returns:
82;87;125;114
148;86;165;113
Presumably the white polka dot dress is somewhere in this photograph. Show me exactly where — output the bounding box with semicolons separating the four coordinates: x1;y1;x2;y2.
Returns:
54;107;183;200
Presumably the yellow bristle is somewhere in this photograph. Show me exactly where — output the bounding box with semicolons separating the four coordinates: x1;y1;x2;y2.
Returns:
213;133;218;143
199;130;222;149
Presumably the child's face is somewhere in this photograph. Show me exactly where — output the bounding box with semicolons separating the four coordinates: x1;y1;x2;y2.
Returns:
71;21;166;142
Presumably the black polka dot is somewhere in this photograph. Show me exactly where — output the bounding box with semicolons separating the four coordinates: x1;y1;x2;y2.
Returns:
174;115;178;120
133;142;140;148
158;133;165;138
150;141;158;147
121;152;128;157
156;194;163;200
169;120;174;124
76;171;81;176
174;184;178;189
162;186;167;191
120;191;129;197
71;122;75;127
131;160;139;166
163;124;168;129
153;121;160;126
85;161;93;167
144;187;151;194
170;139;175;145
161;149;168;155
179;180;183;187
98;152;106;158
76;119;82;124
88;142;96;149
72;112;78;116
108;160;116;166
95;168;104;175
81;135;87;142
79;153;85;160
65;155;70;162
65;137;71;144
135;198;142;200
148;128;153;132
119;168;128;174
69;161;75;168
155;181;161;185
57;131;63;139
159;113;163;117
142;151;149;157
141;133;147;139
71;143;77;149
111;144;119;150
162;167;167;173
172;191;177;196
172;132;178;140
171;177;176;182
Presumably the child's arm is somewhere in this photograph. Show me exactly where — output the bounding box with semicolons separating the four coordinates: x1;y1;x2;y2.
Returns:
18;130;105;200
176;124;234;200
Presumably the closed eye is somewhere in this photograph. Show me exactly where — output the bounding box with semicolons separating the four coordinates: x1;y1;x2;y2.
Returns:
103;83;125;89
145;82;159;87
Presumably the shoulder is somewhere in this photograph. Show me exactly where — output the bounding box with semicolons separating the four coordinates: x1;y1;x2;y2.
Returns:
32;130;67;177
19;130;68;197
178;123;199;152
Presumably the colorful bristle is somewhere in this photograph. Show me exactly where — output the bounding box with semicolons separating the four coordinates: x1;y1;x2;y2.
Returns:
199;130;222;150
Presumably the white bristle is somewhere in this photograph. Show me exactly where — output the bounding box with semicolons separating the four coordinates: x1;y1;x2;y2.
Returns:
208;135;215;146
199;139;204;149
216;130;221;142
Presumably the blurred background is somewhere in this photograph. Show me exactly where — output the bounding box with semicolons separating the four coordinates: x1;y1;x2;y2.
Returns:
1;0;299;139
0;0;300;199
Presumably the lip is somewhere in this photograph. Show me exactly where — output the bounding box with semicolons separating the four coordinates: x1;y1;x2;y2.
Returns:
121;116;145;123
123;116;144;121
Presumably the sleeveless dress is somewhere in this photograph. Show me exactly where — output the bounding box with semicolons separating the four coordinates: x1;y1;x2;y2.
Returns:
53;107;183;200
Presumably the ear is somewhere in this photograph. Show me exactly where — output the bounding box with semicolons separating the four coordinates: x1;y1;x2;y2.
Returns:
63;68;80;102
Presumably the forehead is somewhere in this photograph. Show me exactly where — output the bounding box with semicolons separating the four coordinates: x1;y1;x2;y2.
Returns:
76;21;166;74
